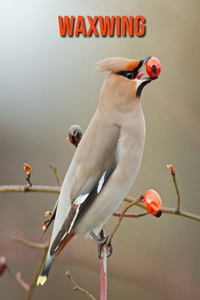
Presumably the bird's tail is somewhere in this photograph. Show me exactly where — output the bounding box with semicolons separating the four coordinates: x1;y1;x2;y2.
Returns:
37;232;75;286
37;252;56;286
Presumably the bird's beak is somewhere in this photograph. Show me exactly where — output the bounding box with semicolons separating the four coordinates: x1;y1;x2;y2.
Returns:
136;56;157;82
136;56;157;98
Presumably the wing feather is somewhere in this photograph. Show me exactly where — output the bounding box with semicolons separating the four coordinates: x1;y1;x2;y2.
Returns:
50;164;116;255
50;120;120;255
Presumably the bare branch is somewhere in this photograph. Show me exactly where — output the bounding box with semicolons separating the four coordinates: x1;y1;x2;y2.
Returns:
0;185;199;222
167;164;180;213
49;164;62;186
99;228;107;300
158;207;200;222
0;185;60;194
113;211;149;218
12;236;49;250
106;196;143;247
23;163;33;189
11;236;50;299
66;270;96;300
124;197;200;222
6;267;29;292
26;242;49;300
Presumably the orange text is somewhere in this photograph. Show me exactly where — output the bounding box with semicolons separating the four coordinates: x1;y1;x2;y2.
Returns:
58;16;146;37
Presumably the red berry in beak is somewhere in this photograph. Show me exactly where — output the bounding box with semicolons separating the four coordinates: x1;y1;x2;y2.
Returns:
146;57;161;78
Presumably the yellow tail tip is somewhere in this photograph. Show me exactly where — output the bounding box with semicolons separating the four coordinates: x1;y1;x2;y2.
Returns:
37;275;47;286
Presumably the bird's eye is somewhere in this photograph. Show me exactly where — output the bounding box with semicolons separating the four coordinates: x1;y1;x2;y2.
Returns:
117;70;137;80
126;72;134;80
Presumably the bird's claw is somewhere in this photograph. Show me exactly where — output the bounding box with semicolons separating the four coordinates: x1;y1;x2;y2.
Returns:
90;231;113;259
97;236;113;259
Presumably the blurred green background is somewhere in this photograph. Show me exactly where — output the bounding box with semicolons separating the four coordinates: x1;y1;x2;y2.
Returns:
1;0;200;299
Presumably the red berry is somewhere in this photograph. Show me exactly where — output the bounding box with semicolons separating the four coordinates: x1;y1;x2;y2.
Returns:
143;189;162;217
0;257;6;277
146;57;161;78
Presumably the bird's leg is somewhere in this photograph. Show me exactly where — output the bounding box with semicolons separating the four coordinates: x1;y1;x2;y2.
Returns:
90;231;113;259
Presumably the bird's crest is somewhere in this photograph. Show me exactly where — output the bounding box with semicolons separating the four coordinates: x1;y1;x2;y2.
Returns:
95;57;140;73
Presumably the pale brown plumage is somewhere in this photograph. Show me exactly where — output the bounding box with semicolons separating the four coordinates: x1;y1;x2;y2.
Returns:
37;56;158;286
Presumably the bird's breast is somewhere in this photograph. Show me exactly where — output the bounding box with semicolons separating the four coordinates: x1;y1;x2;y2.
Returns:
116;105;146;184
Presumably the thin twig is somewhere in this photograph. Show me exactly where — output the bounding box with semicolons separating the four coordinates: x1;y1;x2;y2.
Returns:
49;164;62;186
167;164;180;213
23;163;33;189
12;236;49;250
0;185;60;194
106;196;143;247
99;228;107;300
25;174;32;189
6;267;30;291
113;211;149;218
157;207;200;221
12;236;49;299
66;270;96;300
124;197;200;222
0;185;199;222
26;242;49;300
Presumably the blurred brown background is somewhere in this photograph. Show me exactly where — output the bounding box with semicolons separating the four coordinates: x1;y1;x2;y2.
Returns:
1;0;200;299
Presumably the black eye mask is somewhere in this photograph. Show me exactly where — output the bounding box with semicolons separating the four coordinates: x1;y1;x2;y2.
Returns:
116;60;143;80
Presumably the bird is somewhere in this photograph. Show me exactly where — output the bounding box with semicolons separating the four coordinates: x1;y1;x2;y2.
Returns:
37;56;159;286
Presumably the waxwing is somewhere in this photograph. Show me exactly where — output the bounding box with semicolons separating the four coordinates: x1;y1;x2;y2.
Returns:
37;56;158;285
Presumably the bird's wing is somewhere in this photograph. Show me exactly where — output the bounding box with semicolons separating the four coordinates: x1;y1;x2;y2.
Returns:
50;122;120;255
50;164;116;255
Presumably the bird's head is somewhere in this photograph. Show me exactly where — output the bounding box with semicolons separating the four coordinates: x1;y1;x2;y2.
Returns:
95;57;158;111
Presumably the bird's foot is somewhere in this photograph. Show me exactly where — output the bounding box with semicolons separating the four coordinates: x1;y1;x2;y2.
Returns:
97;236;113;259
90;231;113;259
